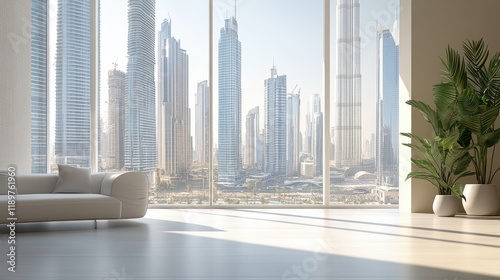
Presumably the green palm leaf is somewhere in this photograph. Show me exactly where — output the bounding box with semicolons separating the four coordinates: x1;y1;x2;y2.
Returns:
410;158;439;178
405;172;439;188
477;127;500;148
460;106;499;134
485;52;500;107
446;148;472;175
433;82;458;113
457;88;480;117
406;100;440;134
442;46;468;90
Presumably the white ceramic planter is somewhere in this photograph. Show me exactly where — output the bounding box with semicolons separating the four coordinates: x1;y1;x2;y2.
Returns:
462;184;500;216
432;195;458;217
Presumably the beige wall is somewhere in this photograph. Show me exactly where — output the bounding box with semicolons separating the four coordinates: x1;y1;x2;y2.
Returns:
0;0;32;173
399;0;500;212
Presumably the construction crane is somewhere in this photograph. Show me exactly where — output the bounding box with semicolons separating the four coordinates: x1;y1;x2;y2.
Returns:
112;58;118;70
290;84;299;95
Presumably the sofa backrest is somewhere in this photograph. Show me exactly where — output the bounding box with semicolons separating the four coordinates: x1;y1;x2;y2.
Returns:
0;173;58;195
90;173;107;193
0;172;108;195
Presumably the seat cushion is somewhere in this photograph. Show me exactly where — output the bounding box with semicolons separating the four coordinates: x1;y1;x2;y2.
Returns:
0;194;122;223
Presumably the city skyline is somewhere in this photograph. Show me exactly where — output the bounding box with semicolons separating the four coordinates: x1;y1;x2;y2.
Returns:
39;0;401;204
95;0;398;147
47;1;398;168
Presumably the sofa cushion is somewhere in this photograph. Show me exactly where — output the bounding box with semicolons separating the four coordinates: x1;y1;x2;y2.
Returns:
0;194;122;223
0;170;7;195
53;165;91;193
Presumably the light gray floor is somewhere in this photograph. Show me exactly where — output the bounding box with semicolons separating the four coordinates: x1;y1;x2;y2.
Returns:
0;208;499;279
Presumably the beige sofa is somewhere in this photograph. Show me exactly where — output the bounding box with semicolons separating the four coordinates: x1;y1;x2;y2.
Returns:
0;172;148;225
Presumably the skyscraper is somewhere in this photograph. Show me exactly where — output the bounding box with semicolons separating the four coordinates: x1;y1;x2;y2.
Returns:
195;80;210;165
55;0;91;167
286;92;300;176
309;94;323;176
218;16;243;187
304;101;312;155
264;65;287;176
334;0;362;168
125;0;156;172
157;18;191;176
312;112;323;176
31;0;47;173
376;28;399;186
257;129;264;171
106;67;126;171
245;106;259;170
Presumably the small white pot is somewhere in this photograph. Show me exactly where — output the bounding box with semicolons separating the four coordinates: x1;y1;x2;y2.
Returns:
432;195;458;217
462;184;500;216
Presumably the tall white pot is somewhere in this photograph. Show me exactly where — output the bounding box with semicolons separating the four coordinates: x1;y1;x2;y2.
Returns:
462;184;500;216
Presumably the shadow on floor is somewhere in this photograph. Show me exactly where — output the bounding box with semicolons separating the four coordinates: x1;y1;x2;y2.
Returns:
0;215;497;280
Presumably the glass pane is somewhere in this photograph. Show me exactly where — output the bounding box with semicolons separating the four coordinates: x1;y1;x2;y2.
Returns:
100;0;209;205
330;0;400;205
49;0;92;172
31;0;48;174
213;0;324;205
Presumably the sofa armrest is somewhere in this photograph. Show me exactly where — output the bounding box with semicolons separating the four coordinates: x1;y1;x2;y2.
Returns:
100;172;148;219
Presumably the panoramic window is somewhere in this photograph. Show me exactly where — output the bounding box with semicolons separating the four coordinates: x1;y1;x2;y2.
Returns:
330;0;399;205
48;0;92;172
213;0;324;205
100;0;209;204
41;0;399;206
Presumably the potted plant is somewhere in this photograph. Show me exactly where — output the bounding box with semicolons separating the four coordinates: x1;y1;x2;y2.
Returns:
402;97;474;216
435;39;500;215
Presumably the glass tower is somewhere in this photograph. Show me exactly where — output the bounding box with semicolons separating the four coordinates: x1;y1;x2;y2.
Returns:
218;16;243;187
55;0;91;167
31;0;48;173
125;0;156;172
376;29;399;187
264;65;287;177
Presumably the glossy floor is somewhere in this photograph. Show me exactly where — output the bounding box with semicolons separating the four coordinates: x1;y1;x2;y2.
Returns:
0;209;499;279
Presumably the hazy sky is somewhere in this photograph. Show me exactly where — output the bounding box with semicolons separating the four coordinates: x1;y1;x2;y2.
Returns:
52;0;399;149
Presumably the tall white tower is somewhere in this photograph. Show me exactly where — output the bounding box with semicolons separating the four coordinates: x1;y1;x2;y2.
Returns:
334;0;362;168
157;18;191;176
286;92;300;176
218;16;243;187
195;81;210;165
